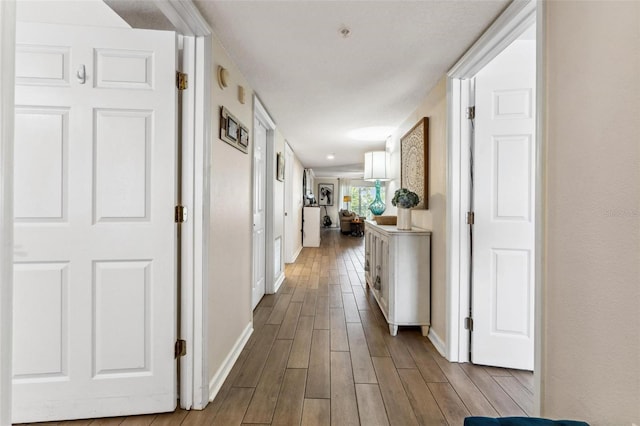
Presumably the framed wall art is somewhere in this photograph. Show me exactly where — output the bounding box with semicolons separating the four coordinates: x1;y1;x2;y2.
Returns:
318;183;334;206
220;106;249;154
276;152;285;182
401;117;429;209
238;126;249;150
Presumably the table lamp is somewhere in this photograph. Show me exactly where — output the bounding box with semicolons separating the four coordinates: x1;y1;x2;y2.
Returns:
363;151;390;215
343;195;351;211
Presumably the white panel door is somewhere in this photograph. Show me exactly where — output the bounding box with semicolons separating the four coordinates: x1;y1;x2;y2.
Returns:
13;23;177;422
252;119;267;310
284;144;294;263
472;38;536;370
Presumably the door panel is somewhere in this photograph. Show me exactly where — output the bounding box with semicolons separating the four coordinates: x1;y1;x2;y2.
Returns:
472;38;535;370
14;107;68;221
93;260;151;376
13;262;68;379
491;249;531;336
252;120;267;309
15;45;70;86
13;22;177;422
94;109;151;221
493;135;532;220
94;49;154;89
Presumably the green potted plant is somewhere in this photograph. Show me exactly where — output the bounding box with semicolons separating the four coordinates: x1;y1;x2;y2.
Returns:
392;188;419;230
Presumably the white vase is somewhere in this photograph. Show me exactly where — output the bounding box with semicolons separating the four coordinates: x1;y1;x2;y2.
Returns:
397;207;412;230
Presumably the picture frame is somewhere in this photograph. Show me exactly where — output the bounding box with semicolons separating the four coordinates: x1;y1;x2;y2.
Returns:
220;106;249;154
238;125;249;149
276;152;285;182
401;117;429;209
318;183;334;206
226;115;238;141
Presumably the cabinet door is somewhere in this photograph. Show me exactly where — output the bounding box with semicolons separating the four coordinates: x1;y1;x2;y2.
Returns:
378;236;389;314
370;232;379;288
371;234;388;314
364;229;372;284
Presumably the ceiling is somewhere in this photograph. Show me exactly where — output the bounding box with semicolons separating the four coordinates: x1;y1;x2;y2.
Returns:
193;0;510;177
20;0;510;178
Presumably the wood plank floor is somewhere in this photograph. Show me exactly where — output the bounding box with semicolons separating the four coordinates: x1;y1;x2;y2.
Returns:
18;228;533;426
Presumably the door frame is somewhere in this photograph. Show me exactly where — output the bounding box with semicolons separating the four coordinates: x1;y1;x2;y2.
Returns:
253;95;280;296
151;2;213;410
445;0;542;411
0;1;16;424
283;142;295;263
0;1;215;418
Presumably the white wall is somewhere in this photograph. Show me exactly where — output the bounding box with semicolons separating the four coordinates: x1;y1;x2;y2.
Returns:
207;33;255;390
541;2;640;424
0;2;15;424
385;77;448;346
207;31;303;398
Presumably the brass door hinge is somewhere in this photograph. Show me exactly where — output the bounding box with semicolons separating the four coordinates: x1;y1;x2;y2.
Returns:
175;339;187;358
466;211;474;225
175;205;187;223
467;106;475;120
464;317;474;331
176;71;188;90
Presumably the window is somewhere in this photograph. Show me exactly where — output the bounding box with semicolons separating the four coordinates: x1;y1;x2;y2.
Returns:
350;185;385;218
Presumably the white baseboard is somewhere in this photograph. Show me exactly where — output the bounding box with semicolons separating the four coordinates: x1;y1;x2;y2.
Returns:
289;245;303;263
428;328;447;358
273;271;285;293
208;322;252;401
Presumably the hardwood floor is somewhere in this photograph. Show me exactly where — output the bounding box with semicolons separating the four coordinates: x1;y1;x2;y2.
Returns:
18;228;533;426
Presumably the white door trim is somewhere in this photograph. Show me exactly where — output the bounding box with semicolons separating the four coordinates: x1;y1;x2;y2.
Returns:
533;2;546;415
188;33;212;411
253;96;279;295
179;33;196;412
0;2;16;424
284;142;295;263
446;0;536;361
446;0;541;413
151;1;212;410
155;0;211;37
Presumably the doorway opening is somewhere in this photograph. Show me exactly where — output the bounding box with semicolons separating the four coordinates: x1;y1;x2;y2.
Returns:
446;0;542;413
252;96;281;311
468;23;536;370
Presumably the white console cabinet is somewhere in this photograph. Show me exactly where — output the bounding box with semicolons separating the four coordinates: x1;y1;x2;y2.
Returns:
364;221;431;336
303;207;321;247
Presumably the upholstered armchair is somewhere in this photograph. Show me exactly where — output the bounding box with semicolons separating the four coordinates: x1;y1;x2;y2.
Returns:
339;210;357;234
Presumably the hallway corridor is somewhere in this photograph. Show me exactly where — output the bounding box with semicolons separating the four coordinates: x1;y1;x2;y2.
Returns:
18;228;533;426
198;228;533;425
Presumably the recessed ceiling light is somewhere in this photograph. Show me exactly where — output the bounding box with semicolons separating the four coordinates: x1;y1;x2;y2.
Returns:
348;126;396;142
326;153;335;160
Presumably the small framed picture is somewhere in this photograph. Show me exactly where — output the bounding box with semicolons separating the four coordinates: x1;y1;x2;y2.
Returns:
226;115;238;141
239;126;249;149
318;183;334;206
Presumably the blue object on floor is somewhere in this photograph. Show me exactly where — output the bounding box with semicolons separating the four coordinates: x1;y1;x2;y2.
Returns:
464;417;589;426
